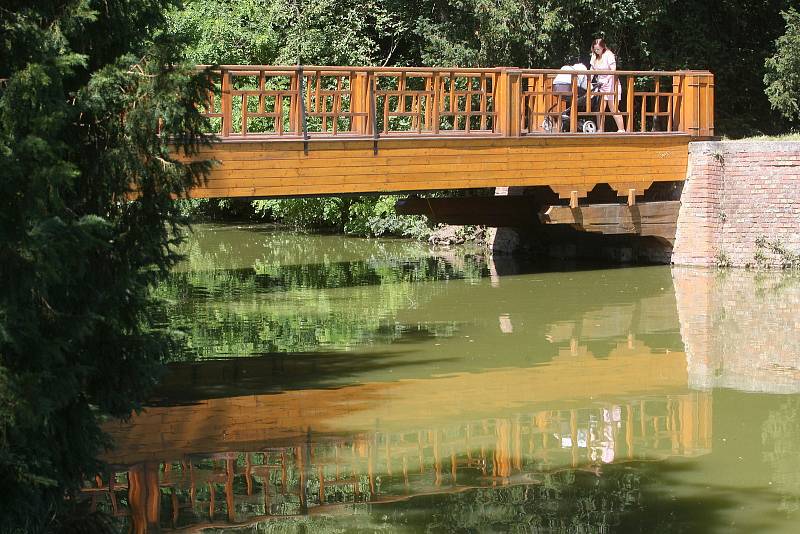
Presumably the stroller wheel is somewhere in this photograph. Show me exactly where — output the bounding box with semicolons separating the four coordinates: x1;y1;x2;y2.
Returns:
582;120;597;134
541;117;553;133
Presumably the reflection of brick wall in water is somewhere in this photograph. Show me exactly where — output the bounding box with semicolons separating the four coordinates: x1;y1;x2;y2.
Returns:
674;267;800;392
674;142;800;267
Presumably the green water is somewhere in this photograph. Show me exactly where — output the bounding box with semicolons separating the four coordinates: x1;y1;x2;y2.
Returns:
91;224;800;533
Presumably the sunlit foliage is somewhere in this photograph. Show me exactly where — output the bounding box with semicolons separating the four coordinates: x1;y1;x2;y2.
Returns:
765;9;800;121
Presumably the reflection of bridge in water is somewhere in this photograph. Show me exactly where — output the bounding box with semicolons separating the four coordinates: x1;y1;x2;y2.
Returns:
83;341;711;532
94;394;710;532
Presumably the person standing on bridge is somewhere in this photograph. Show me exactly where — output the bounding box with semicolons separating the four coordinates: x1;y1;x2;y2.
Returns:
590;38;625;132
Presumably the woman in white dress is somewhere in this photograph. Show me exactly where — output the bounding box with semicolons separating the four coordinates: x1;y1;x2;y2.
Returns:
590;38;625;132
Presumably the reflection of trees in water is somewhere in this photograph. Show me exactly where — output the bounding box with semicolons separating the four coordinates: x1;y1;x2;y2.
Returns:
762;397;800;513
176;225;443;273
155;243;486;360
397;470;643;532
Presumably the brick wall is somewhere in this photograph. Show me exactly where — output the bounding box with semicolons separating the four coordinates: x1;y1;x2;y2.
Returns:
673;141;800;267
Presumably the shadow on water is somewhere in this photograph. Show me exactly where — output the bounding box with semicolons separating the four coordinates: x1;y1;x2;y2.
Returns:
151;349;460;405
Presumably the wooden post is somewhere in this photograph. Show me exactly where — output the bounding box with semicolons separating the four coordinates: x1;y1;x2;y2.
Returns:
432;72;441;134
495;69;522;137
480;74;488;131
297;444;308;513
225;458;235;522
569;190;578;209
318;465;326;504
289;73;298;134
464;75;472;133
640;90;647;132
208;481;215;520
570;410;578;468
535;74;547;133
671;74;682;133
666;79;674;132
700;72;715;137
241;94;247;135
679;71;714;137
350;72;369;135
425;75;433;131
570;76;578;133
495;71;508;135
626;76;635;132
653;79;660;132
127;463;161;534
245;454;253;496
221;69;232;137
628;188;636;206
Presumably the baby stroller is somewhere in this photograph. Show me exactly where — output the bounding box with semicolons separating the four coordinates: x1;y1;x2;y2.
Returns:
560;78;603;133
541;79;602;133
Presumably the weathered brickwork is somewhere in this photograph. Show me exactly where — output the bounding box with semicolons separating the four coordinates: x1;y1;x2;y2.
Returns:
673;141;800;267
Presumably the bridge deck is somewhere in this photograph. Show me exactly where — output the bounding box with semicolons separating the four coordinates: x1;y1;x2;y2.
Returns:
186;66;713;199
192;133;690;199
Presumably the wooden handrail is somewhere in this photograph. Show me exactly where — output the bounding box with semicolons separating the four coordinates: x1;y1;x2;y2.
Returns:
197;66;714;139
201;65;700;76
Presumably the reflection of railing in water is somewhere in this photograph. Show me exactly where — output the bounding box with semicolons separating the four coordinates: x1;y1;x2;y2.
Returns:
200;66;714;139
82;393;711;531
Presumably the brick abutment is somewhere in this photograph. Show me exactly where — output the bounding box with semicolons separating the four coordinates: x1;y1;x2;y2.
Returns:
673;141;800;268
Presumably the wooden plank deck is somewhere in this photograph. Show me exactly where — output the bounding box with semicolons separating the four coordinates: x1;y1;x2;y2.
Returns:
188;133;690;199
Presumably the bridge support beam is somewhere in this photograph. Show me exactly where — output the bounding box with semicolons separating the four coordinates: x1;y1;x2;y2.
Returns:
540;200;680;244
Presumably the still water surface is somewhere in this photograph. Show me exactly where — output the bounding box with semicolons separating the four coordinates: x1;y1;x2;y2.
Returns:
88;224;800;532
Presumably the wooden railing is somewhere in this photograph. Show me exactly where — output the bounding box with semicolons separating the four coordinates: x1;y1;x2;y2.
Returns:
199;66;714;139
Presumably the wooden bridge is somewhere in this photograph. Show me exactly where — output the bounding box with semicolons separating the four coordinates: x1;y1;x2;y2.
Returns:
188;66;714;201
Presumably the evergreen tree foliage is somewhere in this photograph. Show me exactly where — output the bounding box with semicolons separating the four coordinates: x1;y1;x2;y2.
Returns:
0;1;211;529
765;9;800;121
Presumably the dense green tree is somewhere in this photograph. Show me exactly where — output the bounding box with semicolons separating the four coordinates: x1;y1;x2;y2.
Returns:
167;0;410;66
765;9;800;122
169;0;795;137
410;0;666;68
649;0;793;135
412;0;793;135
0;0;210;530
